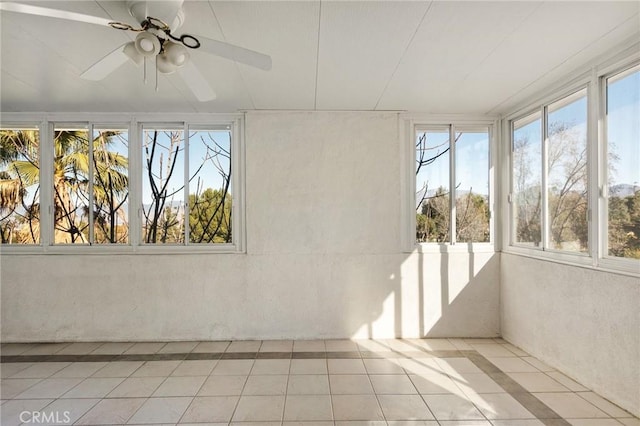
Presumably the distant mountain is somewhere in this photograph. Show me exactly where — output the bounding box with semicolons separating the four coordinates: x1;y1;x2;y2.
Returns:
610;184;639;197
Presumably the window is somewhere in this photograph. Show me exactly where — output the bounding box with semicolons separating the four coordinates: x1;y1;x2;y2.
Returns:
0;125;40;244
142;125;233;245
415;125;491;245
605;65;640;260
51;125;130;245
510;89;588;254
0;115;242;252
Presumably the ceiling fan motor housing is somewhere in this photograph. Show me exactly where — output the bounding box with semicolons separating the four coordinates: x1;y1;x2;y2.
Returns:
127;0;185;30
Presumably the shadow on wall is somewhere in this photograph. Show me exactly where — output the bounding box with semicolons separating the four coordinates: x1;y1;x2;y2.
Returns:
313;250;500;340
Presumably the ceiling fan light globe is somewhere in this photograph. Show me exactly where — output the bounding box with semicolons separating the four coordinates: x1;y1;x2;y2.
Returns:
134;32;161;57
164;41;189;67
123;41;143;66
156;54;178;74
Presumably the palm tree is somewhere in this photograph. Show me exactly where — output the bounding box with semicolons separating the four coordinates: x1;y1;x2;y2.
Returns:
0;129;128;244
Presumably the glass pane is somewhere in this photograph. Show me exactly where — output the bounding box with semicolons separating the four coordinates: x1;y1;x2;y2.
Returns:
92;129;129;244
188;129;232;244
53;125;90;244
513;113;542;247
606;66;640;259
0;126;40;244
455;130;490;242
142;127;185;244
416;130;450;243
547;89;588;253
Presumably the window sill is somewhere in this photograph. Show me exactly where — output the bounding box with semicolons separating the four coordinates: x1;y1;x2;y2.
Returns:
412;242;495;254
0;245;244;255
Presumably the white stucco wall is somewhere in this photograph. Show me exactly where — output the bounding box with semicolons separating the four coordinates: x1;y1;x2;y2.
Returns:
0;111;500;341
501;253;640;416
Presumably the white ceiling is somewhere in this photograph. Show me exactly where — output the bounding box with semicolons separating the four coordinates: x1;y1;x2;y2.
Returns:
1;0;638;115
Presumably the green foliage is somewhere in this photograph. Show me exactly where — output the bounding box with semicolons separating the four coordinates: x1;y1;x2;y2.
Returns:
189;188;232;243
609;191;640;259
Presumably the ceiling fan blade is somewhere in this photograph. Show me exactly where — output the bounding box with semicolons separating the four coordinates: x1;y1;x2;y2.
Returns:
80;44;129;81
0;2;112;27
178;61;216;102
196;35;272;71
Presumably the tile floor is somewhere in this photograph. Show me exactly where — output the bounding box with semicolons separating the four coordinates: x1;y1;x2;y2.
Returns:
0;338;637;426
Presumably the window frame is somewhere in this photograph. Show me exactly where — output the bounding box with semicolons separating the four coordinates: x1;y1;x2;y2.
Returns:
0;112;246;254
504;53;640;276
401;115;497;253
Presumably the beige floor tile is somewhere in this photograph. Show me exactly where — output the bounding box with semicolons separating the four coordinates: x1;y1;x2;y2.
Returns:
364;358;404;374
507;372;569;392
290;359;328;375
251;359;291;375
533;392;610;418
158;341;198;353
387;421;438;426
21;343;70;355
490;421;545;426
92;361;143;377
0;378;41;399
171;360;217;376
618;418;640;426
331;395;384;420
11;362;70;378
62;377;125;398
521;357;555;372
447;339;474;350
293;340;326;352
500;343;529;356
437;421;492;425
243;374;288;395
576;392;634;417
52;362;108;378
0;343;38;356
14;378;82;399
180;396;239;423
436;358;483;377
54;342;104;355
75;397;145;425
566;420;625;426
399;358;444;376
40;398;101;425
382;339;419;352
468;392;536;419
1;399;54;426
152;376;207;396
90;342;135;355
192;341;230;353
232;395;285;421
471;344;518;357
486;357;539;373
328;359;366;374
409;372;463;395
107;377;165;397
378;394;434;420
284;395;333;421
407;338;457;351
1;363;33;378
212;360;255;375
454;372;504;394
546;371;589;391
198;375;247;396
337;422;387;426
132;360;181;377
260;340;293;352
127;396;193;424
329;374;374;394
124;342;168;354
355;340;393;352
422;394;485;421
370;374;417;394
228;341;262;352
287;375;330;394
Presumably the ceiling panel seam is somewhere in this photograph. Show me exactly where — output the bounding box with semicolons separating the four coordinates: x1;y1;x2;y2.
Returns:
206;0;256;110
373;0;433;111
313;0;323;110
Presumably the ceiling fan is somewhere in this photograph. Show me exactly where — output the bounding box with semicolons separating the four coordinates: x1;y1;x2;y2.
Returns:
0;0;273;102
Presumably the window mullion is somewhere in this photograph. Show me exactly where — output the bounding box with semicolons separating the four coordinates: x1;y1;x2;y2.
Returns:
184;123;190;245
88;123;95;245
449;124;456;244
41;121;52;249
131;120;141;248
541;107;549;250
